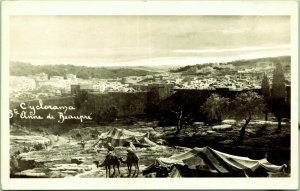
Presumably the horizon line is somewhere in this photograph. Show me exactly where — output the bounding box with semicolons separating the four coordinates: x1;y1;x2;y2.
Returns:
10;54;291;69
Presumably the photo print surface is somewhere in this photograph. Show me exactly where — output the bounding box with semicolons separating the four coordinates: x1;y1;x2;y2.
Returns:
8;15;292;179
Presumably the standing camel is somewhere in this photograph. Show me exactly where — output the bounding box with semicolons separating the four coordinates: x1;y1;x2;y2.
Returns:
119;148;139;177
94;154;121;178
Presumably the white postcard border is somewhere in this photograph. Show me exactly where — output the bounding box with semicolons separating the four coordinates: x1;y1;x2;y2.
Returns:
1;0;299;190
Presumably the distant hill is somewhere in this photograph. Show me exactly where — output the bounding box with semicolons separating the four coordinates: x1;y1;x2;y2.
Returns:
170;56;291;74
10;62;157;79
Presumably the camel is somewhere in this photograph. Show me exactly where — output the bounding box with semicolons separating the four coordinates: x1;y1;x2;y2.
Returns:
94;154;121;178
119;149;140;177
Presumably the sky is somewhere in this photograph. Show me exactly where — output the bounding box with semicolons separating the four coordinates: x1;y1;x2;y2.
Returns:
10;16;290;67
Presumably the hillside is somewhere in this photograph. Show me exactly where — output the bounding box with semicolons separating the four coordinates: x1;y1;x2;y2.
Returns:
170;56;291;75
10;62;157;79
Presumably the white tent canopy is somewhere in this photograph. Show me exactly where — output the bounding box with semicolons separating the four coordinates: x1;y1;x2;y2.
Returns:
144;146;287;177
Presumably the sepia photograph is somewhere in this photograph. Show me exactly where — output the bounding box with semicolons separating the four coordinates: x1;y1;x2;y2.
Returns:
1;0;298;190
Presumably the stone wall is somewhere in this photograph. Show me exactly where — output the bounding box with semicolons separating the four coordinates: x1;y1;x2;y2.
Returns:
10;85;290;125
86;92;149;117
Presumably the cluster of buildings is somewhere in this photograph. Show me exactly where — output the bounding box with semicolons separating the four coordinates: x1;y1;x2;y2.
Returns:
10;73;140;102
9;61;290;103
177;73;262;90
173;62;290;90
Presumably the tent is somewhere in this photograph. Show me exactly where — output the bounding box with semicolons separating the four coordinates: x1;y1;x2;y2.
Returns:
143;146;287;177
94;128;157;147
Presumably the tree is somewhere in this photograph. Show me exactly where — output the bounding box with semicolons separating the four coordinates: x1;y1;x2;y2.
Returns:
231;91;264;141
171;105;193;134
200;94;230;124
271;63;286;99
261;73;271;121
270;62;286;130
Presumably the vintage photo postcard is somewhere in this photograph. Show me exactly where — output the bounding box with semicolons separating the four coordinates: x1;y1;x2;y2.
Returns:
1;0;299;190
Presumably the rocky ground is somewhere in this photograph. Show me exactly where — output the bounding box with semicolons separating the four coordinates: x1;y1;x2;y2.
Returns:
10;122;186;178
10;119;290;178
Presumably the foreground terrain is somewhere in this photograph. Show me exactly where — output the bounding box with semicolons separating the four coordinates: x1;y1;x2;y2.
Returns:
10;119;290;178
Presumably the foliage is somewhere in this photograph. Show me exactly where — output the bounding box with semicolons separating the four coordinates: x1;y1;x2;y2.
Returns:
271;63;286;99
170;56;290;75
200;94;230;123
170;63;215;73
231;91;264;140
270;62;287;130
10;62;155;79
261;73;271;100
261;73;271;120
231;91;264;121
